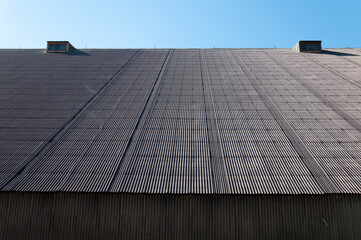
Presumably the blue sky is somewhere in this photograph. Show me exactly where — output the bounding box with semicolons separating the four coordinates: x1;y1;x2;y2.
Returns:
0;0;360;48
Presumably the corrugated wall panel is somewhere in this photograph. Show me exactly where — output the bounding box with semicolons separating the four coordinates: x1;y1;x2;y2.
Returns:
0;192;360;240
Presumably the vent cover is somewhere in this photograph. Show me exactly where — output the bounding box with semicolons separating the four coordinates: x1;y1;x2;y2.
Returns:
293;41;322;53
47;41;75;53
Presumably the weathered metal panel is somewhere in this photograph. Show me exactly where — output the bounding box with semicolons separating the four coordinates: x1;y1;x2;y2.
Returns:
0;192;361;240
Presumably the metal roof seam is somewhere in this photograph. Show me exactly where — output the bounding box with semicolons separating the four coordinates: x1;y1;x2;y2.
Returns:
266;51;361;133
200;49;231;193
264;52;361;175
107;50;172;192
300;53;361;89
230;50;338;194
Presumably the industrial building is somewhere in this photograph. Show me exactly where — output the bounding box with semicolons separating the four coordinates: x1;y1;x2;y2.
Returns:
0;42;360;239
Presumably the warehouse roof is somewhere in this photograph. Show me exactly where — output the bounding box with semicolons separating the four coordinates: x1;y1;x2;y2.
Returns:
0;48;361;194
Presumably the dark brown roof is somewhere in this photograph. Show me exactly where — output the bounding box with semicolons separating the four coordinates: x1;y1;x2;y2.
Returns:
1;48;361;194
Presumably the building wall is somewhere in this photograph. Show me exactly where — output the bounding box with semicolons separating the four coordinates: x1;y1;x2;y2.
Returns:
0;192;360;239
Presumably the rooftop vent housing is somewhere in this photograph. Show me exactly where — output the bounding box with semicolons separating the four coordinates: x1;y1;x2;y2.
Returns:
293;41;322;53
47;41;75;53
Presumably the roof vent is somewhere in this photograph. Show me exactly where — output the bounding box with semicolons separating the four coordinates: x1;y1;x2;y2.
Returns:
293;41;322;53
47;41;75;53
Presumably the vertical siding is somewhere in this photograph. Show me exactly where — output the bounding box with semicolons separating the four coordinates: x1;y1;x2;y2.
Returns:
0;192;360;240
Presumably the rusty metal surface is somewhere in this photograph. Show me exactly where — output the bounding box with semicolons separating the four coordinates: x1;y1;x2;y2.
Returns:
0;48;361;193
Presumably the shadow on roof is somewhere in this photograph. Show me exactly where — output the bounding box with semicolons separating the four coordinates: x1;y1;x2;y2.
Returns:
49;49;91;56
67;49;91;56
315;50;359;56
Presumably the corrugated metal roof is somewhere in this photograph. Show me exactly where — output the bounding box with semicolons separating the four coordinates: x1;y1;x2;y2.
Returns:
0;48;361;194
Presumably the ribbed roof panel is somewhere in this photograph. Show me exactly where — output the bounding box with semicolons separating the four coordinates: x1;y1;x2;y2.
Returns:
0;48;361;194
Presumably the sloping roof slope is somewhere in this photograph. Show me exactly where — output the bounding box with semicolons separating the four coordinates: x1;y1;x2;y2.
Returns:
0;48;361;194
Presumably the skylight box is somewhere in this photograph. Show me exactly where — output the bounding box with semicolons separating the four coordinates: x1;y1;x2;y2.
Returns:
293;41;322;53
47;41;75;53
